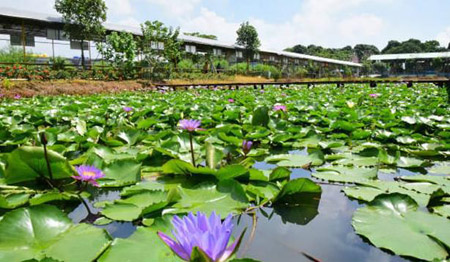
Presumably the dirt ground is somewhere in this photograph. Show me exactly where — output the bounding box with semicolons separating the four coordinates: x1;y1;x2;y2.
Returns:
0;76;447;98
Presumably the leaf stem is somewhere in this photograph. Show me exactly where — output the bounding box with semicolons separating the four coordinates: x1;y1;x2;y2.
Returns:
189;132;196;167
77;192;93;215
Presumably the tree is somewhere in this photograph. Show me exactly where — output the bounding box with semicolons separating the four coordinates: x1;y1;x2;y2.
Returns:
285;44;307;54
140;20;182;80
354;44;380;62
184;32;218;40
97;31;138;79
236;21;261;71
55;0;107;69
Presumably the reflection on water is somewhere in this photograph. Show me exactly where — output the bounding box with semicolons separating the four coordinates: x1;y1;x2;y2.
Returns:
67;156;417;262
235;184;408;262
68;189;137;238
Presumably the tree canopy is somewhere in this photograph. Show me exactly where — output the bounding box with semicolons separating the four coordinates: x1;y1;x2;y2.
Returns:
184;32;218;40
236;21;261;69
285;39;447;62
55;0;107;68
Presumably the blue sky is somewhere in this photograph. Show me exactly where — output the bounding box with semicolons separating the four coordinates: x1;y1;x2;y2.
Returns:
2;0;450;50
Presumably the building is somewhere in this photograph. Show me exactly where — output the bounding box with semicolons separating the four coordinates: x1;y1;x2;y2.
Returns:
0;7;361;76
368;52;450;77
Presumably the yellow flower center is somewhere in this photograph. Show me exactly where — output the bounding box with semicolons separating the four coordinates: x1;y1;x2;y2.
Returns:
82;171;96;178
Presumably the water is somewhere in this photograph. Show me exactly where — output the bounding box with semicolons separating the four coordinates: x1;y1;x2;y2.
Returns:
234;184;407;262
68;158;417;262
232;161;409;262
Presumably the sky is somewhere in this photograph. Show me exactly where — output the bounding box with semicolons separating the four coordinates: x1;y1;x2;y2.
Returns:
1;0;450;51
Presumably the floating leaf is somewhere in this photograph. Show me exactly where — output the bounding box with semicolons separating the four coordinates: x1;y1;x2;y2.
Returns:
5;147;74;184
265;151;324;167
313;166;378;183
0;205;111;262
353;193;450;261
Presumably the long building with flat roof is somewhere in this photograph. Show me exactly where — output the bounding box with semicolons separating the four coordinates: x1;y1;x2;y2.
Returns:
368;52;450;76
0;7;361;73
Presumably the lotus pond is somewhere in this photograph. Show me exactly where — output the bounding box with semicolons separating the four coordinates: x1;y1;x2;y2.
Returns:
0;83;449;262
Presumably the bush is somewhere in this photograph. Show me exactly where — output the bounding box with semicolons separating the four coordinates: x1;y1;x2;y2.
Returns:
229;63;247;74
0;47;36;63
177;59;196;71
253;64;281;80
49;57;72;70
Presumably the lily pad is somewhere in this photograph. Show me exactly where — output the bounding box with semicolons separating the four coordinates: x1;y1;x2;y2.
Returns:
265;151;324;167
5;147;74;184
0;205;111;262
313;166;378;183
166;184;249;218
353;193;450;261
98;226;182;262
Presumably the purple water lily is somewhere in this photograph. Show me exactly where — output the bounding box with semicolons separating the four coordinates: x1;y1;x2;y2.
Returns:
158;212;244;262
273;105;287;112
179;119;202;132
260;90;265;94
14;94;21;99
228;98;235;103
369;93;379;98
123;106;133;113
72;165;105;187
242;140;253;155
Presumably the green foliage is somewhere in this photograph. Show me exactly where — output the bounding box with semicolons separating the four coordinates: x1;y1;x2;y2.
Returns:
49;56;71;70
97;31;138;80
353;193;450;261
0;205;111;262
0;46;35;63
140;20;182;81
236;21;261;69
177;59;196;70
55;0;107;68
184;32;218;40
285;44;355;61
381;39;448;54
1;78;13;89
0;83;449;261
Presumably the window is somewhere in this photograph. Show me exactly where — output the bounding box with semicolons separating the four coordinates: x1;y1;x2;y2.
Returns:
269;56;275;62
253;53;260;60
70;40;89;50
157;42;164;50
46;29;68;41
10;34;35;47
294;59;300;64
185;45;196;54
236;51;243;58
213;48;222;56
283;58;289;64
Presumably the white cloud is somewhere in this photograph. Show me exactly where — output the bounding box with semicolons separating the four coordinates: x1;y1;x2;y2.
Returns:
338;14;384;39
0;0;56;14
105;0;134;16
117;17;141;28
145;0;202;16
436;27;450;47
176;0;387;50
181;8;239;43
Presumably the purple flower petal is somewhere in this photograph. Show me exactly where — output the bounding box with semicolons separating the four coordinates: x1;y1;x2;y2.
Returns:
158;232;190;260
159;212;244;261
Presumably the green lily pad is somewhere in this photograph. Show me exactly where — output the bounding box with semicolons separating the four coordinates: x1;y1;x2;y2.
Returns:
98;226;182;262
353;193;450;261
5;147;74;184
167;184;249;218
265;151;324;167
274;178;321;205
0;205;111;262
0;193;30;209
313;166;378;183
